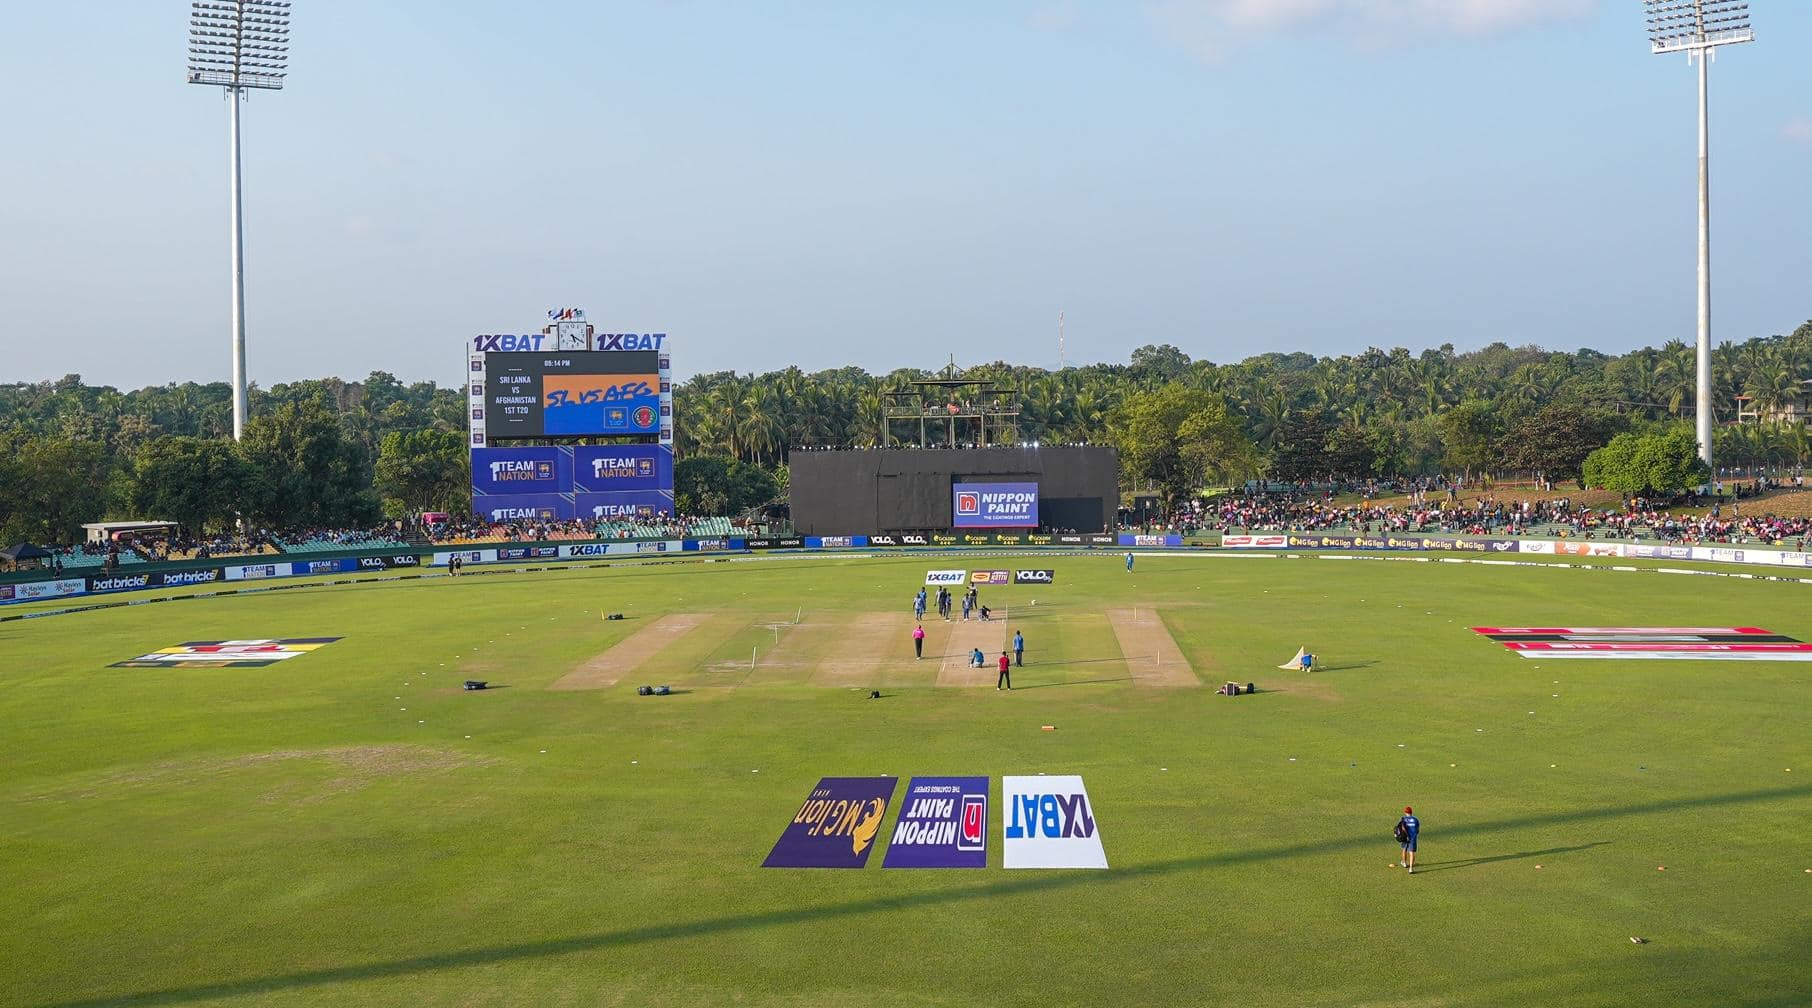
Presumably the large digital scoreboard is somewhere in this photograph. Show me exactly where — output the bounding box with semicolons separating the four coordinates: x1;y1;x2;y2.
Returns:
480;350;662;438
466;311;674;523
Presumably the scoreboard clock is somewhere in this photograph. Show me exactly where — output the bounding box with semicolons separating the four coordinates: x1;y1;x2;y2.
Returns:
556;320;591;351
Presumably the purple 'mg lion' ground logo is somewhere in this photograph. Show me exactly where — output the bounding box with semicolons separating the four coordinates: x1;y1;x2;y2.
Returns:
762;777;897;868
882;776;988;868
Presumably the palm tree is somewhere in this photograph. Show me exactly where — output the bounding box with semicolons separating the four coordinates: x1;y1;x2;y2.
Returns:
1654;352;1693;417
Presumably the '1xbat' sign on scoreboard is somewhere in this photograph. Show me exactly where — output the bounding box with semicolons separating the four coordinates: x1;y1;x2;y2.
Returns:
466;309;675;523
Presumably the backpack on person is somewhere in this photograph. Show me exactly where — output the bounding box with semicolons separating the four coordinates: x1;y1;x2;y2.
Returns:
1393;819;1409;844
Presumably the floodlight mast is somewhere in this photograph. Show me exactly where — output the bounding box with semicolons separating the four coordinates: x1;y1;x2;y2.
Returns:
187;1;291;441
1644;0;1751;473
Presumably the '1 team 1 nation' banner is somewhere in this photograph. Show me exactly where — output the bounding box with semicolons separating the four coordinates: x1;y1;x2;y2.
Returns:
1472;626;1812;661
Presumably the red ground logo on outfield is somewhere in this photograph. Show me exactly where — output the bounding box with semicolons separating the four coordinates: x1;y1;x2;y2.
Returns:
110;638;342;669
1470;627;1812;661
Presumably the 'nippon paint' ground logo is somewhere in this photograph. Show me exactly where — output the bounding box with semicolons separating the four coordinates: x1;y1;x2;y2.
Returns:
883;776;987;869
1002;775;1107;869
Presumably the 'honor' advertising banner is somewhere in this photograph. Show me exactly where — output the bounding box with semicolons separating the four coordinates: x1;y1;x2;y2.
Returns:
763;776;898;868
744;537;803;549
882;776;988;868
572;444;671;492
953;482;1039;529
471;447;572;495
1002;774;1107;869
925;569;967;586
477;493;574;523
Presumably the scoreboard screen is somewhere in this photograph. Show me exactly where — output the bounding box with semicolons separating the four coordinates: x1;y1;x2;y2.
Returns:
482;350;661;438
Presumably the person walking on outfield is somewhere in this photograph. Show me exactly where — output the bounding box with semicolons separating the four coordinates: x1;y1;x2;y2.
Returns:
1125;552;1135;572
997;650;1012;690
961;593;972;620
913;624;926;660
1013;630;1025;667
1394;806;1420;874
914;589;927;620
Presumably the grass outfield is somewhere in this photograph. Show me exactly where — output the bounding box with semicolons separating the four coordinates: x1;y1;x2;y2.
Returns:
3;553;1810;1007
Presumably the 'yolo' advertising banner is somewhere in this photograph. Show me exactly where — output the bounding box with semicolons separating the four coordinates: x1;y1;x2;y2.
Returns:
953;482;1039;529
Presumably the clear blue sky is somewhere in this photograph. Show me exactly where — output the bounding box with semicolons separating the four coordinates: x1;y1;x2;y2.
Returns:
2;1;1808;389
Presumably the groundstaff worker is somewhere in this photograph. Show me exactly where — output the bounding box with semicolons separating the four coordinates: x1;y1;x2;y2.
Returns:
1394;806;1420;874
997;650;1012;690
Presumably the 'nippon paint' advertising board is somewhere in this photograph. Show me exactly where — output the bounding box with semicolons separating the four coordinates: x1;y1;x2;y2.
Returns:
952;483;1039;529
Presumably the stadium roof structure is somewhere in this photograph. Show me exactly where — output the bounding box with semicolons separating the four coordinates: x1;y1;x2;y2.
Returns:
882;358;1022;448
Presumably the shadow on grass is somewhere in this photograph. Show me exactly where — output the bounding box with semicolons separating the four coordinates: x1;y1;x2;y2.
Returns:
1011;676;1136;690
1313;661;1378;672
45;781;1812;1008
1414;841;1610;873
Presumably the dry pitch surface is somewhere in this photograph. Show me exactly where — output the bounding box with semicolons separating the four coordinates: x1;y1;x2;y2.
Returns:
554;605;1201;690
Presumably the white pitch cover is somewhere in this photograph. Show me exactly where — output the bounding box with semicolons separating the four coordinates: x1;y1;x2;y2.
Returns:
1001;775;1108;869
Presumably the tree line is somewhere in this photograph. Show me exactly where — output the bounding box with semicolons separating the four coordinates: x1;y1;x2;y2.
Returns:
2;320;1808;543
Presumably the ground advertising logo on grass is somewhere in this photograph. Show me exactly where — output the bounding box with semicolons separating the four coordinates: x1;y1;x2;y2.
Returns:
1472;626;1812;661
763;776;898;868
925;570;966;586
952;482;1039;529
110;638;343;669
1012;570;1055;584
882;776;987;869
1002;775;1107;869
970;569;1010;585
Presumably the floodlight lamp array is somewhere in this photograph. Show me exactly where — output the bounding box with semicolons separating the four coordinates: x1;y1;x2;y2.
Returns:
187;0;292;89
1643;0;1752;54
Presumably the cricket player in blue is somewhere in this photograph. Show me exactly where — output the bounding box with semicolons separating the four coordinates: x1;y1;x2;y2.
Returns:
1395;806;1420;874
1125;552;1135;572
914;588;927;619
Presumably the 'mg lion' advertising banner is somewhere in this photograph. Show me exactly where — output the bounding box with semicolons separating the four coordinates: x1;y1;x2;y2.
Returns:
763;777;898;868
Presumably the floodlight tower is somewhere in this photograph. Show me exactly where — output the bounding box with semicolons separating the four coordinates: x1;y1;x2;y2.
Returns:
1644;0;1751;471
187;1;291;441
